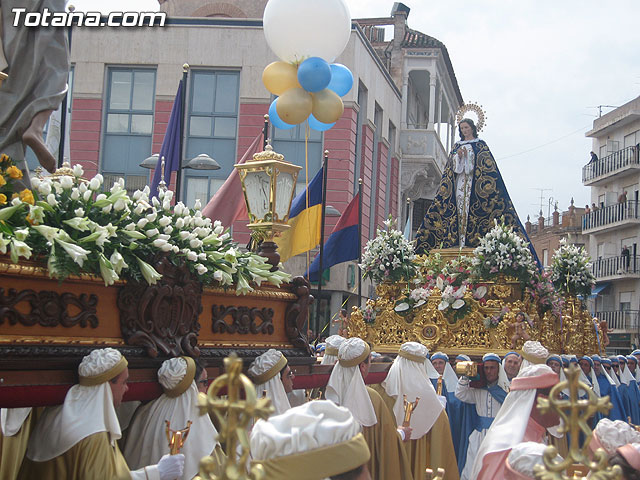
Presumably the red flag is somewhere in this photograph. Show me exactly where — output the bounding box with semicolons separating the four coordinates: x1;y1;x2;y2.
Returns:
202;132;263;227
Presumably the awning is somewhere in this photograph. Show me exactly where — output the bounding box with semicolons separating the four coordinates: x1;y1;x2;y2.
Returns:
589;282;610;298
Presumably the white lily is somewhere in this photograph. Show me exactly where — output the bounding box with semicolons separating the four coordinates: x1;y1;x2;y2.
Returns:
136;257;162;285
0;234;10;254
55;237;90;267
10;239;32;263
98;253;119;286
109;251;128;274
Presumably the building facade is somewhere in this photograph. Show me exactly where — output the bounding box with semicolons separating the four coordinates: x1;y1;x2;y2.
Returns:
582;95;640;352
36;1;462;337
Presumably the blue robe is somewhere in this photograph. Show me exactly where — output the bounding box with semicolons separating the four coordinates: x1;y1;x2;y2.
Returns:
431;378;477;475
618;381;640;424
415;138;538;264
594;373;626;422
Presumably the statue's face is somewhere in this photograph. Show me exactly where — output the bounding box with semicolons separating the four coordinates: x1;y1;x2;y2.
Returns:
460;121;474;140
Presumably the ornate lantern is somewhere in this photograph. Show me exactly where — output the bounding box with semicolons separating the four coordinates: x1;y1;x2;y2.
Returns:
235;142;300;269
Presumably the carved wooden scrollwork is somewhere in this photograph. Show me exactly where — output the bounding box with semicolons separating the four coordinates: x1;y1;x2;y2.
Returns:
284;276;313;354
117;256;202;358
0;288;98;328
211;305;274;335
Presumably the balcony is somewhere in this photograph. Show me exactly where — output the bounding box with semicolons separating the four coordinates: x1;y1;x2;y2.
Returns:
596;310;640;332
591;254;640;281
582;145;640;186
582;200;640;234
400;128;448;174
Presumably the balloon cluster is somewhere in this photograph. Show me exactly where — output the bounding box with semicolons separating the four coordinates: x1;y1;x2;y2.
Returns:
262;0;353;132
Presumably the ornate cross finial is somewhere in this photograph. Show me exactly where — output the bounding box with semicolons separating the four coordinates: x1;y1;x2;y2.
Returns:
195;353;274;480
533;364;622;479
402;394;419;427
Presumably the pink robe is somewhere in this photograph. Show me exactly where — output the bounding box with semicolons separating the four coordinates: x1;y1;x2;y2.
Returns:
476;418;546;480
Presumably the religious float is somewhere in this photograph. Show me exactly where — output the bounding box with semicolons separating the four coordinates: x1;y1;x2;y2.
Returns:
348;103;601;358
0;149;321;408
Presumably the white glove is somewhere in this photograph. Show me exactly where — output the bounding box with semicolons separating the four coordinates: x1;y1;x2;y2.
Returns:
437;395;447;408
157;453;185;480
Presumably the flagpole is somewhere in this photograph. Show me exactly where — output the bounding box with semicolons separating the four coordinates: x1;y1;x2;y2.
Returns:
315;150;329;337
358;178;363;307
174;63;189;203
263;114;269;149
58;4;75;168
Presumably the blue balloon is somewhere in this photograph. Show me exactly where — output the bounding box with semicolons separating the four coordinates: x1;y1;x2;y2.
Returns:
327;64;353;97
308;114;335;132
269;98;294;130
297;57;331;93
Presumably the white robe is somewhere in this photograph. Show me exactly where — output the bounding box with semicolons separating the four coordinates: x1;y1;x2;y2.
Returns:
453;141;476;247
455;377;504;480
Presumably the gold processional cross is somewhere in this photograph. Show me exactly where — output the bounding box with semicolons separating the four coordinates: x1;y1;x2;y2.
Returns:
194;353;274;480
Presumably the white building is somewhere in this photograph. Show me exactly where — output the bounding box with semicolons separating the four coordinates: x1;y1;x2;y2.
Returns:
583;95;640;352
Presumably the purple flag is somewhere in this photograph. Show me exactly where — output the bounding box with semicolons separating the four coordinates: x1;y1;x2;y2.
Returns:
150;80;183;198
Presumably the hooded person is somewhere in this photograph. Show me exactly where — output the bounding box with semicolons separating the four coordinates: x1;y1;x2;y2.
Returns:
504;441;563;480
610;356;621;381
0;407;37;480
612;443;640;480
628;355;640;385
601;358;621;387
322;335;346;366
590;419;640;458
373;343;459;480
503;351;522;381
470;364;560;480
247;349;292;416
632;350;640;382
519;341;549;372
455;352;509;480
18;348;184;480
123;357;224;480
591;355;626;422
325;337;413;480
431;351;477;475
618;355;640;424
250;400;372;480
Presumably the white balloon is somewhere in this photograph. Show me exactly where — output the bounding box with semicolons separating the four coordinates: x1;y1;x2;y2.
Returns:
263;0;351;64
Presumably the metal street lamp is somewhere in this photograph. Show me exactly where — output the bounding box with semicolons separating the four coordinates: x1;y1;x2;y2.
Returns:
184;153;220;170
140;153;159;169
235;142;301;270
325;205;341;217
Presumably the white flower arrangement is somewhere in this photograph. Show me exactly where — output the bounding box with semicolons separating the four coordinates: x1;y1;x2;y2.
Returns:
550;238;595;297
0;165;290;294
360;217;417;285
472;220;537;284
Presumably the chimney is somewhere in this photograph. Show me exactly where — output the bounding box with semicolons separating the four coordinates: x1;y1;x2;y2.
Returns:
525;215;532;235
552;203;559;226
538;210;545;231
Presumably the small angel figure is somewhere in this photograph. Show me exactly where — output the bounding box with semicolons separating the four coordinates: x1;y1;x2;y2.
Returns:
511;311;531;348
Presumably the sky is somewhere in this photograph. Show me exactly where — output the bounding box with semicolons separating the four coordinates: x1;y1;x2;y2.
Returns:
68;0;640;222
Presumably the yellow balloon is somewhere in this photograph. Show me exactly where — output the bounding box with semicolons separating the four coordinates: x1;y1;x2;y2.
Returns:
276;88;313;125
311;89;344;124
262;62;301;96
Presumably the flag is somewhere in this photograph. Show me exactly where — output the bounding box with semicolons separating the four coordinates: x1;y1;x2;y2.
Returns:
150;80;183;198
202;131;263;226
306;192;360;282
275;167;323;263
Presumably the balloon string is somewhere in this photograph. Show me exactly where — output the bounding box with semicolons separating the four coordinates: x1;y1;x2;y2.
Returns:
305;124;310;274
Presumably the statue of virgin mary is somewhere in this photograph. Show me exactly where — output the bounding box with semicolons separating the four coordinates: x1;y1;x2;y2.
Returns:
415;118;531;254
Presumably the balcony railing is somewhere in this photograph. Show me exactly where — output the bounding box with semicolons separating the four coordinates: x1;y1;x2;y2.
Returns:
591;254;640;279
596;310;640;331
582;200;640;231
582;145;640;183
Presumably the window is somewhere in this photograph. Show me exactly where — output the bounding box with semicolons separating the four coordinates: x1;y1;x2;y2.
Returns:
620;291;632;311
183;70;239;207
272;121;322;196
102;68;156;194
369;103;383;237
353;82;368;192
385;121;397;216
624;131;638;148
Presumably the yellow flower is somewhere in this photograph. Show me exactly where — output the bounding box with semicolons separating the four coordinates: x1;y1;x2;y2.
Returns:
6;166;23;179
0;175;5;187
0;194;6;205
0;154;8;163
19;189;34;205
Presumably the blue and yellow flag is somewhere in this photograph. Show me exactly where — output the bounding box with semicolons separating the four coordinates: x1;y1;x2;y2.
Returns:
275;167;323;262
